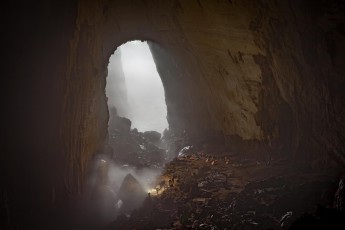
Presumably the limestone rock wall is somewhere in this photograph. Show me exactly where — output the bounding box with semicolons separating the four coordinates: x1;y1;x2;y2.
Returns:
3;0;345;227
249;0;345;162
62;1;345;192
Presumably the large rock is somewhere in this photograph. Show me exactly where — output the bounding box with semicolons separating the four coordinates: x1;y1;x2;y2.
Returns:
108;107;131;133
143;131;162;146
117;173;147;214
108;111;165;166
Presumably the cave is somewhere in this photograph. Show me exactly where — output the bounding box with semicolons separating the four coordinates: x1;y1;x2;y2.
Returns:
2;0;345;229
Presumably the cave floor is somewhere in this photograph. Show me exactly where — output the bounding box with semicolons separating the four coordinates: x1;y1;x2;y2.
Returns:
106;154;342;229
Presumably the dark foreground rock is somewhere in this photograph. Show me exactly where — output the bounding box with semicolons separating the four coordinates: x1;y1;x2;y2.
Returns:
105;153;345;229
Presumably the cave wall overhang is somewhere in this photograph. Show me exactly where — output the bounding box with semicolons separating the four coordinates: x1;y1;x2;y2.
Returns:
3;0;345;227
62;0;268;191
62;0;345;194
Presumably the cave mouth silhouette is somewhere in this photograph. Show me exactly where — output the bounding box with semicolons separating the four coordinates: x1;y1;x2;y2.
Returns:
106;40;168;134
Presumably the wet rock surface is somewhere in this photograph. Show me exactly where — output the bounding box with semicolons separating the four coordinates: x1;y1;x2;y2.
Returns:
106;153;344;229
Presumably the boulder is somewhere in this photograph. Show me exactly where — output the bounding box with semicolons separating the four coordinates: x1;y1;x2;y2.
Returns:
143;131;162;145
117;173;147;214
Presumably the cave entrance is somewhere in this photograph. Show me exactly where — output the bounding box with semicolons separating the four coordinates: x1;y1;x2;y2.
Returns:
106;40;168;134
105;40;170;166
95;41;169;220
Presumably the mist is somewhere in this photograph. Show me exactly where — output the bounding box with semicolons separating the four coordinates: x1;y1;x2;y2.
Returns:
83;156;163;226
106;41;168;133
88;157;162;195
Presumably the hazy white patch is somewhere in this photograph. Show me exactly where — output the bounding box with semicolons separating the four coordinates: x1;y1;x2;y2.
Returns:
82;157;163;225
107;162;162;192
107;40;168;133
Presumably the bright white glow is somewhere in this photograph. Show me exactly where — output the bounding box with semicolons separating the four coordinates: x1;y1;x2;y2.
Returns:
107;41;168;133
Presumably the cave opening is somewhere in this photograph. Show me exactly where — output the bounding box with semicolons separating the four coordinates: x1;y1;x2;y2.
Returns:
106;40;168;134
87;40;171;224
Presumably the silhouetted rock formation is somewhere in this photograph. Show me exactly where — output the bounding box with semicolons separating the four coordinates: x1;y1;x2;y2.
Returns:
108;107;131;133
143;131;161;146
117;173;146;214
108;107;165;167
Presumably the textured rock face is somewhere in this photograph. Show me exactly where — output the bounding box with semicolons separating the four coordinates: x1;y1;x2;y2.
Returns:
3;0;345;228
249;0;345;162
66;0;345;164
